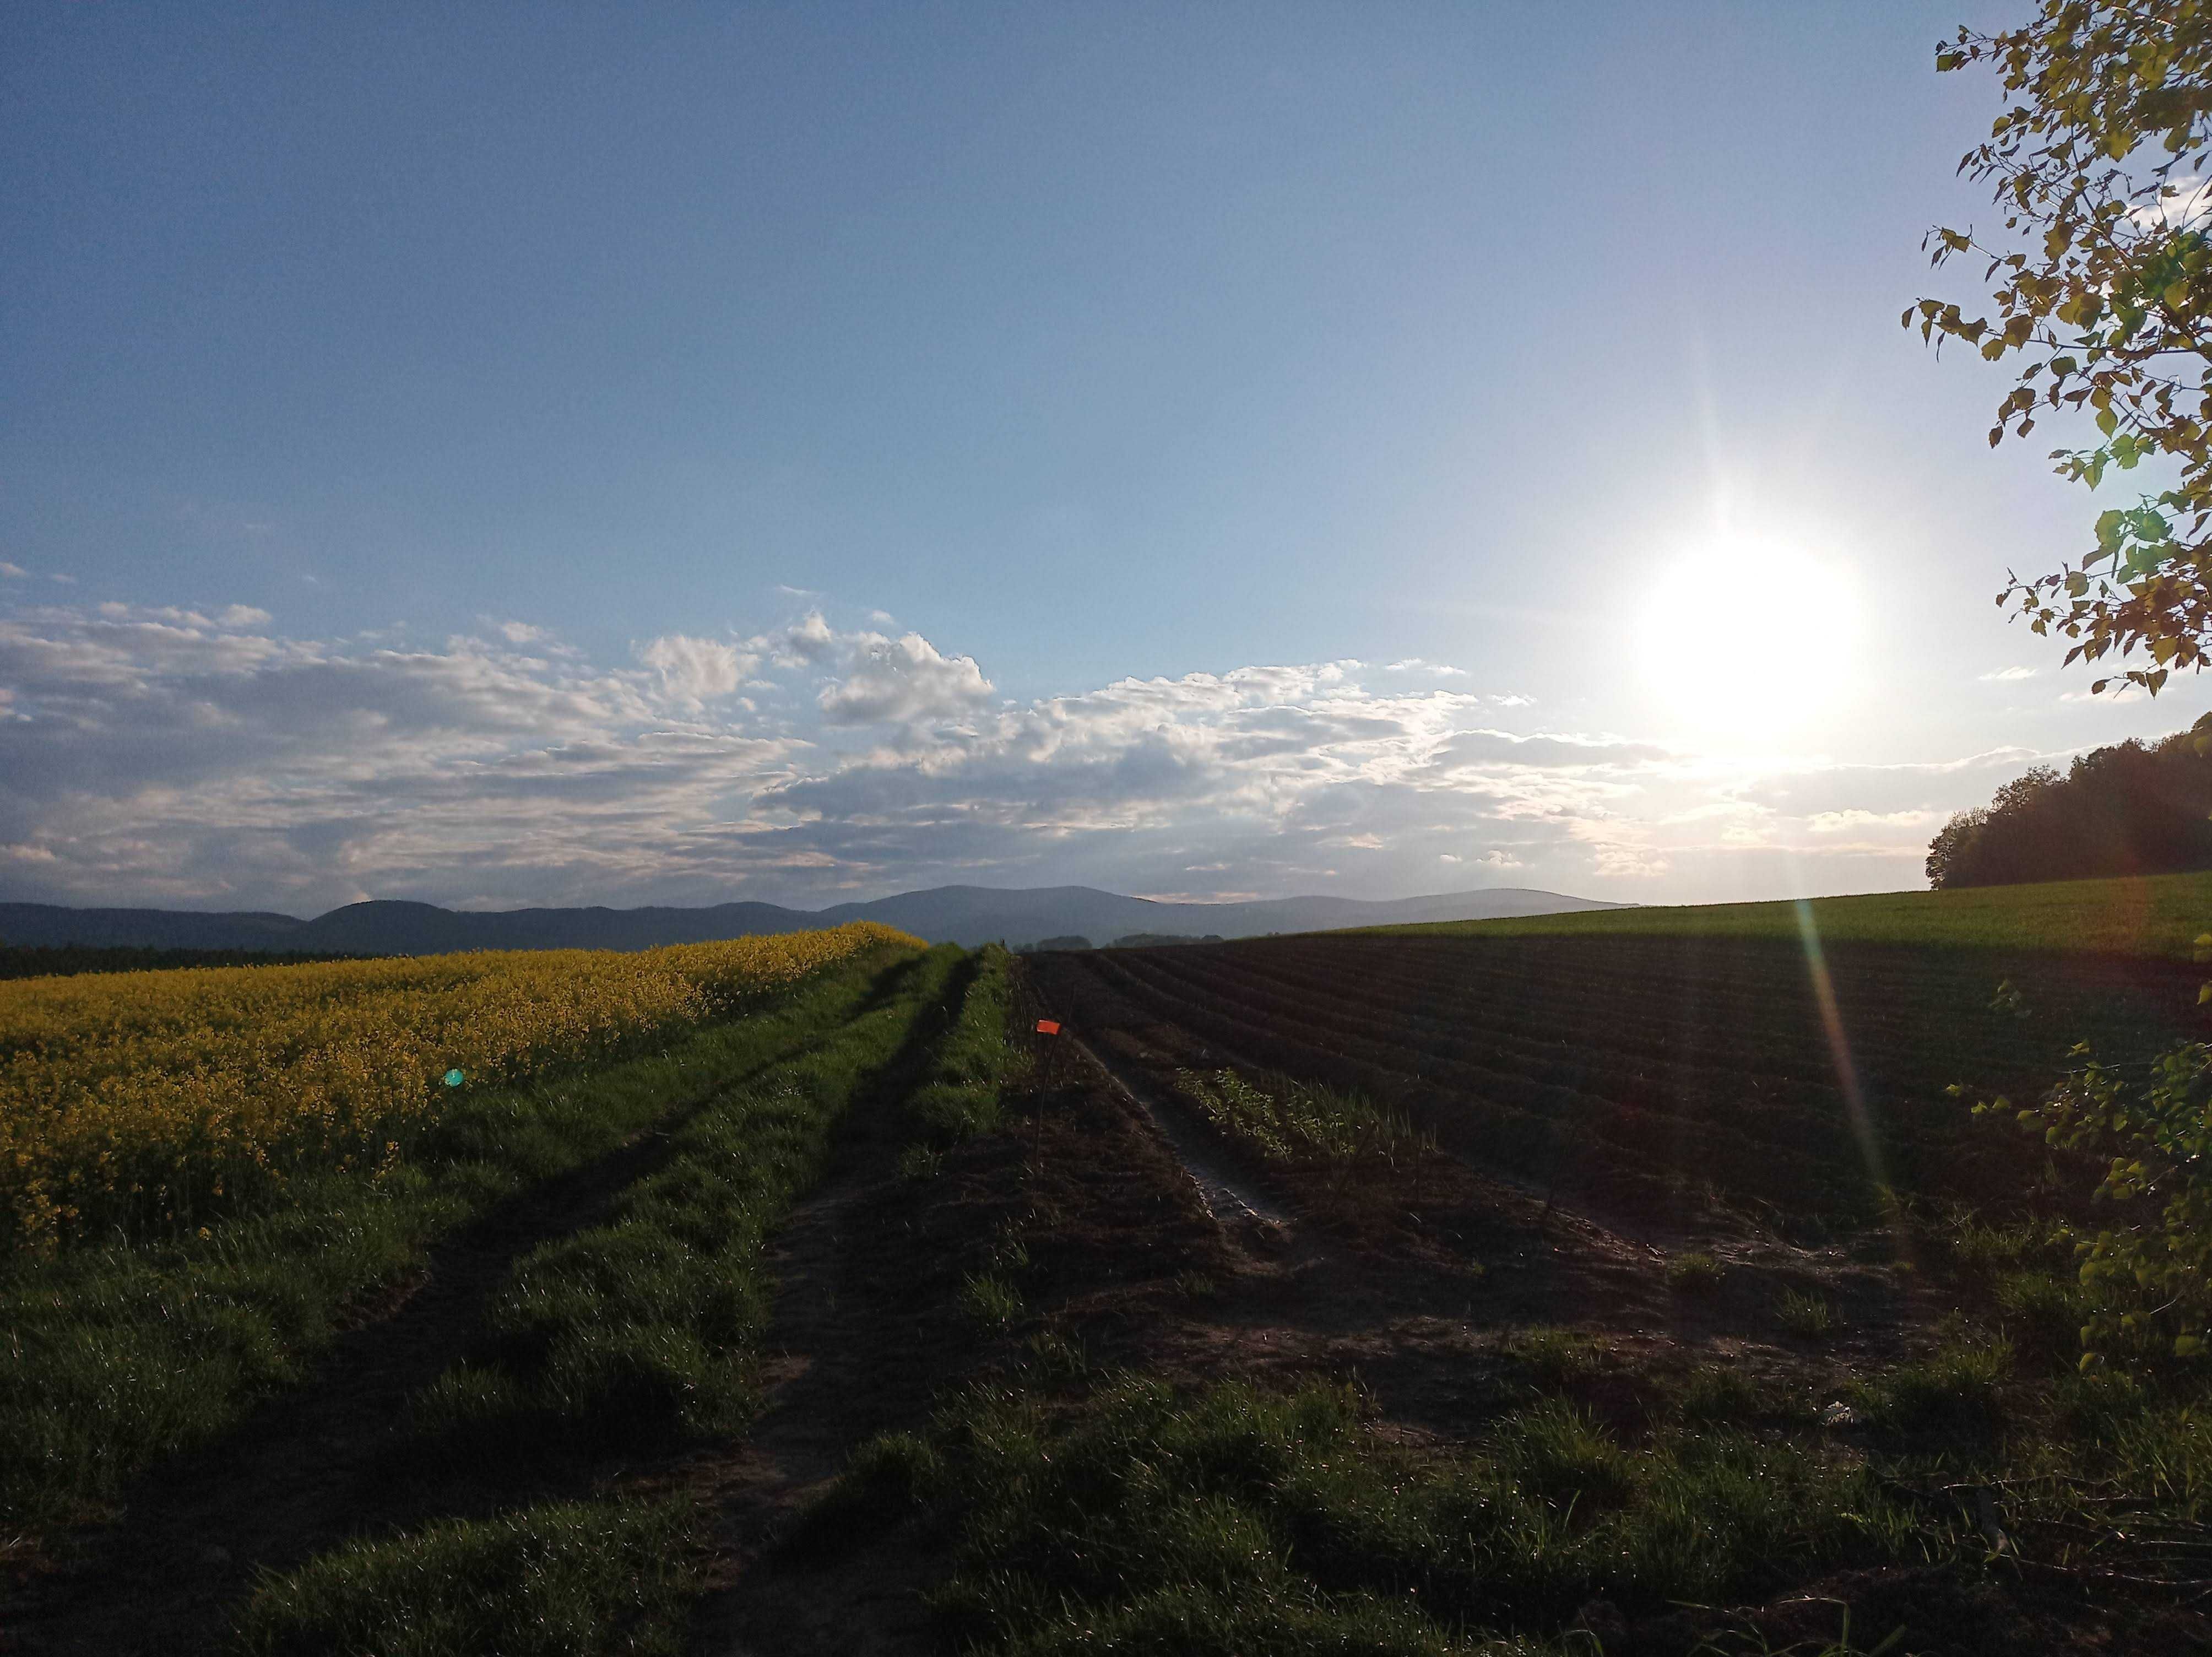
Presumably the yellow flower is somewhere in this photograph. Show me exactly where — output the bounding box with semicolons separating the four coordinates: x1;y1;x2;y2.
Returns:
0;923;916;1252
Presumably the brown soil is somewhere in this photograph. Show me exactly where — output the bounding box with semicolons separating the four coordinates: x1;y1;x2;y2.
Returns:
712;950;2198;1657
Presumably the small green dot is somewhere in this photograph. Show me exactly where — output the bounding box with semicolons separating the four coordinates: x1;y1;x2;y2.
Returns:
444;1069;465;1087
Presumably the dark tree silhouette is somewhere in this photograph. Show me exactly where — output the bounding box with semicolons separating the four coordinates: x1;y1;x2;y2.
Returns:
1927;733;2212;888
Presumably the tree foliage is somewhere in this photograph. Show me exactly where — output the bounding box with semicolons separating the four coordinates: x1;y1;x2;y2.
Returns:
1915;2;2212;694
1967;983;2212;1366
1925;726;2212;887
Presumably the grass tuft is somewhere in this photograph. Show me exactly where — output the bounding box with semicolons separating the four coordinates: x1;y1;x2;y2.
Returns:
1852;1336;2012;1437
1666;1251;1726;1295
894;1374;1912;1651
232;1498;695;1657
1777;1289;1836;1339
961;1271;1026;1332
1505;1326;1606;1389
1674;1365;1766;1425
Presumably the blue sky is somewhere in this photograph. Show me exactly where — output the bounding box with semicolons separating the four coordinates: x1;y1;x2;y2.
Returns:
1;3;2197;914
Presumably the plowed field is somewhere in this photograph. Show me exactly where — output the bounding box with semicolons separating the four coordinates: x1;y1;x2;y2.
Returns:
1029;930;2205;1232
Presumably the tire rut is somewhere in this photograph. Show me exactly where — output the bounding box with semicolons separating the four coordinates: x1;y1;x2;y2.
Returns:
6;1069;779;1657
1065;1033;1291;1231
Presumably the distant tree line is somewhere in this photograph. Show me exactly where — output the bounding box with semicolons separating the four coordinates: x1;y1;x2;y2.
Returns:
1016;933;1230;953
1927;729;2212;889
0;944;364;981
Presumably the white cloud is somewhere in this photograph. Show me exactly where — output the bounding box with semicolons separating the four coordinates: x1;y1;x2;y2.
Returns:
498;620;550;645
0;563;26;580
817;631;993;725
638;633;756;708
768;611;839;666
1805;808;1942;835
2061;684;2146;703
1382;658;1468;676
2133;173;2212;231
1979;665;2037;682
0;597;2031;912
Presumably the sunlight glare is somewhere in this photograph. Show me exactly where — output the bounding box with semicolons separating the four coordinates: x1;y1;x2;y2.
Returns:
1638;538;1858;739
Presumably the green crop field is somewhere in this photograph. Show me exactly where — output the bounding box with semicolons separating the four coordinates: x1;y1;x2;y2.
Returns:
1369;868;2212;960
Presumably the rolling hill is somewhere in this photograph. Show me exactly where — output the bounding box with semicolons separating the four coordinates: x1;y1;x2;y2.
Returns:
0;883;1624;955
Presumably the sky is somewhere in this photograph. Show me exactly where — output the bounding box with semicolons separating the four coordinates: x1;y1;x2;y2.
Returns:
2;2;2200;917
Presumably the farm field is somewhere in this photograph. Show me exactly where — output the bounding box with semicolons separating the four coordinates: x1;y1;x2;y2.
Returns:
1038;917;2202;1231
1374;868;2212;960
6;895;2212;1655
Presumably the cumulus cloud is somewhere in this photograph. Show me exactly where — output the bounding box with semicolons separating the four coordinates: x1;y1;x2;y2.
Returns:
638;633;756;708
1382;658;1468;676
818;631;993;725
0;594;2021;912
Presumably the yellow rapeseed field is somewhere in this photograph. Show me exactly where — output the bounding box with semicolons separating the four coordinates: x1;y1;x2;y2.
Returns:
0;922;917;1253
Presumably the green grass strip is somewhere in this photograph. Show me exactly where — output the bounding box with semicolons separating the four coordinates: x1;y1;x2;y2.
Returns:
903;942;1017;1146
231;1498;695;1657
0;945;920;1534
232;947;975;1653
1368;869;2212;959
407;945;967;1456
817;1376;1921;1654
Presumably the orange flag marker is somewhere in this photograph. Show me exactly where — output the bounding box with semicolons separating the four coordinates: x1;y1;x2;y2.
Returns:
1035;1019;1061;1035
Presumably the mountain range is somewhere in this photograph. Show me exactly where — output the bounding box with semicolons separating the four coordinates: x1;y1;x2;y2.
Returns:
0;884;1625;955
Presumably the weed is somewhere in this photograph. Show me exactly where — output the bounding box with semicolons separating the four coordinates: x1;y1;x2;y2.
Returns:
1676;1365;1765;1424
990;1220;1032;1276
1778;1289;1836;1339
1994;1269;2084;1360
1505;1326;1605;1388
898;1144;947;1181
782;1431;945;1562
1852;1336;2012;1436
1948;1215;2063;1274
1172;1269;1222;1303
961;1271;1024;1332
1689;1599;1909;1655
1493;1399;1635;1512
904;1374;1913;1652
1173;1067;1422;1169
1667;1251;1726;1295
1024;1329;1089;1384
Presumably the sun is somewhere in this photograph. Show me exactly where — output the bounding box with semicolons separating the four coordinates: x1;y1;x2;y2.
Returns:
1638;538;1858;740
